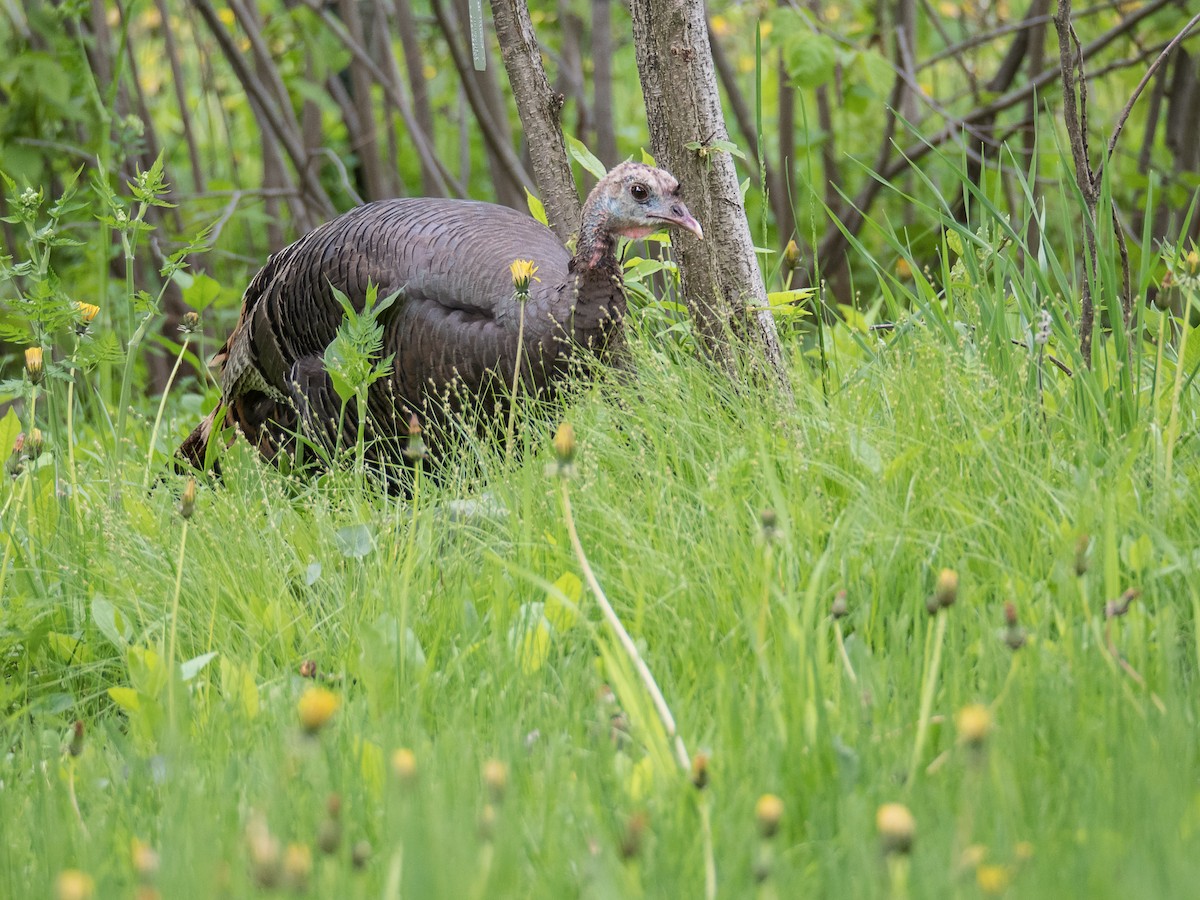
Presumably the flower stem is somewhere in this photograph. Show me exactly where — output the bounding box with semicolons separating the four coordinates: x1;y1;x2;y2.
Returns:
143;336;190;489
166;518;189;725
908;611;948;786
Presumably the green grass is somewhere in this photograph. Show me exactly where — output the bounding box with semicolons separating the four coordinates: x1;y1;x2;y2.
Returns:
2;297;1199;897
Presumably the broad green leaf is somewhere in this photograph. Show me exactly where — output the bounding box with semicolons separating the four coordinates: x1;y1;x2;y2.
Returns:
91;595;131;650
0;407;21;459
180;651;218;682
519;621;551;674
108;686;141;713
525;187;548;227
546;572;582;632
567;135;607;180
335;523;374;559
181;272;222;309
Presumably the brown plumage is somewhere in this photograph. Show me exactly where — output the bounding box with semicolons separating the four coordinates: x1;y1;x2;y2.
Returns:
178;162;702;472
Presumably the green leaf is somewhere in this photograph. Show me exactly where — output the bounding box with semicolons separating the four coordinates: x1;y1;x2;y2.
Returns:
546;572;582;632
0;407;20;458
108;686;141;713
91;595;130;650
567;135;607;180
783;30;838;89
525;188;548;227
181;272;222;309
335;523;374;559
180;651;218;681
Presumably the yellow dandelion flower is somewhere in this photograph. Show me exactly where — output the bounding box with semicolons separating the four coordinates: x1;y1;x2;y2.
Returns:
976;863;1012;895
298;687;339;733
509;258;540;294
956;703;992;747
75;302;101;325
55;870;95;900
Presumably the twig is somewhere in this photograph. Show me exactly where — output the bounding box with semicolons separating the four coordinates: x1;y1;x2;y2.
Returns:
1102;9;1200;178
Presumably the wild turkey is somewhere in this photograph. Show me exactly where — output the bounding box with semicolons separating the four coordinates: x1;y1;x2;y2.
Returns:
178;162;702;472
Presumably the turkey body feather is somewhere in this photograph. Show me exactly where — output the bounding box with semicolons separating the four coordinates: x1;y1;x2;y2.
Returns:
179;162;701;472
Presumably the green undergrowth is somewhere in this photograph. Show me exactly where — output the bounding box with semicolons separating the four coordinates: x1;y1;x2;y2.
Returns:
2;301;1199;896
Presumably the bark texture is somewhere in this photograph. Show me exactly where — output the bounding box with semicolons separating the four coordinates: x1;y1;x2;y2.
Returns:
628;0;786;377
489;0;582;240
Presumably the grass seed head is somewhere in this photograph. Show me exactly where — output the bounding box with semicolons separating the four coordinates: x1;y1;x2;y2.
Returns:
297;687;339;734
876;803;915;855
755;793;784;839
55;870;95;900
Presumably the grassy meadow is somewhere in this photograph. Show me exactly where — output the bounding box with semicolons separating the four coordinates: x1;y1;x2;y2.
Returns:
3;219;1200;898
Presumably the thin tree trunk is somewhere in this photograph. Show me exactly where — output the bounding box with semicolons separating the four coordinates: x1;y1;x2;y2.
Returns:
155;0;205;192
339;0;388;200
629;0;788;382
591;0;618;166
432;0;532;204
488;0;582;239
393;0;440;195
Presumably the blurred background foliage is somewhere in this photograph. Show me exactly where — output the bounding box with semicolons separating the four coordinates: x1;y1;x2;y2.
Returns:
0;0;1198;397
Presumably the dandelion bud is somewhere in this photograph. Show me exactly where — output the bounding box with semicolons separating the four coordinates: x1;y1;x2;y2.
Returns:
179;477;197;519
351;839;372;869
925;593;941;616
54;870;95;900
478;804;498;841
1073;535;1090;576
1105;588;1140;619
131;839;160;882
831;590;849;620
755;793;784;839
782;239;801;274
552;422;576;464
620;812;647;860
299;659;317;679
246;816;282;888
297;686;339;734
282;843;312;892
24;347;44;385
955;703;992;749
759;508;778;540
689;751;710;790
935;569;959;609
483;759;508;803
316;817;341;855
391;747;417;784
876;802;915;855
179;311;201;335
26;428;44;460
1187;249;1200;274
68;720;85;757
403;412;427;461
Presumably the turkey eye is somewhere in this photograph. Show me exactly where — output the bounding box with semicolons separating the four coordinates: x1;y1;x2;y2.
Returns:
630;183;650;202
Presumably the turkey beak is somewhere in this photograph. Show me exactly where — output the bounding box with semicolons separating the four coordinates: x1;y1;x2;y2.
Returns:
658;202;704;241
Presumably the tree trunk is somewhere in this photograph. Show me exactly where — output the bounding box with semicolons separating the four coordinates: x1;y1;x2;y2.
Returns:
628;0;788;380
489;0;582;240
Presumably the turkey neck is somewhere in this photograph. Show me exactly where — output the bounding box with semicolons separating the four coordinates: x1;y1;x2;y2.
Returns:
566;211;627;357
